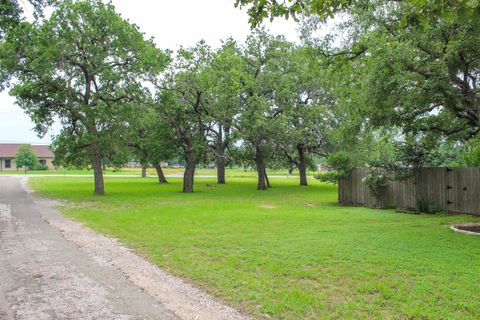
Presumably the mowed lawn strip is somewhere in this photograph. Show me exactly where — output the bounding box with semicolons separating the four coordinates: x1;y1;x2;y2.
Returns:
0;167;318;177
30;177;480;320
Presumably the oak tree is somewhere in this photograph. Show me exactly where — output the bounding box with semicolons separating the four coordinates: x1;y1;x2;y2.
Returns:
155;42;212;192
1;0;168;194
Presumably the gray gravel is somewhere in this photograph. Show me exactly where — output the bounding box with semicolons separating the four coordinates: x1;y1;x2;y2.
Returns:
0;176;250;320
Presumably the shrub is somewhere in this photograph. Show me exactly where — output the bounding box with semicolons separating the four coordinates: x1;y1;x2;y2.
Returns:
315;151;355;184
65;165;84;170
416;198;443;214
33;163;48;170
325;151;353;175
363;169;389;198
461;135;480;166
405;207;420;214
314;171;342;184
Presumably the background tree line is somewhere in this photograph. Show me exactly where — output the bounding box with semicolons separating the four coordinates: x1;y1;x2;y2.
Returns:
0;0;478;194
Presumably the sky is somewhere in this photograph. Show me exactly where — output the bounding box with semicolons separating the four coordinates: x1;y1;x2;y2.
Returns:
0;0;300;145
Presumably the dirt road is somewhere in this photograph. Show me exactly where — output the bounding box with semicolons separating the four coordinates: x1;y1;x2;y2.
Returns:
0;176;247;320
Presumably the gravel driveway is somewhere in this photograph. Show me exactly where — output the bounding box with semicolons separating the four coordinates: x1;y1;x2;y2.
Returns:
0;176;248;320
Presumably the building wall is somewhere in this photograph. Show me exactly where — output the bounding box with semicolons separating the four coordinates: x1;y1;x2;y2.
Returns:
0;158;18;172
42;158;55;170
0;158;55;171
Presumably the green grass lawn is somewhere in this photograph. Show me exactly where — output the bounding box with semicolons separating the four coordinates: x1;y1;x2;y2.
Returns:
0;169;129;175
30;177;480;319
0;168;154;175
0;167;318;177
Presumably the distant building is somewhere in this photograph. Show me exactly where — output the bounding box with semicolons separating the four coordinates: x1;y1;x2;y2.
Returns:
317;163;330;171
0;143;55;171
125;161;142;168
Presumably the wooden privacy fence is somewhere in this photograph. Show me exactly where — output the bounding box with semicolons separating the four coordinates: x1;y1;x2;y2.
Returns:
338;167;480;215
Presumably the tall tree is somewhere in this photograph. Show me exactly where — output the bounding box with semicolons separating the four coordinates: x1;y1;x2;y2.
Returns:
129;105;178;184
237;29;290;190
204;39;245;184
347;2;480;143
272;46;335;186
155;42;212;192
295;1;480;168
0;0;169;194
238;0;480;148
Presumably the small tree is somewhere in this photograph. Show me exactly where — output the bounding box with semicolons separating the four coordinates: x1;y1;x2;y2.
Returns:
15;145;38;174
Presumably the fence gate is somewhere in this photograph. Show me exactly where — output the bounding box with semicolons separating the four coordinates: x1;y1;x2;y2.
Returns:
446;167;480;214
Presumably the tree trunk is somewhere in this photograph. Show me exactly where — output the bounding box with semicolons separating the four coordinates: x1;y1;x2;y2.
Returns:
183;148;196;193
298;145;308;186
255;146;268;190
215;126;226;184
141;164;147;178
215;142;226;184
91;142;105;195
155;162;168;184
264;166;271;188
216;158;225;184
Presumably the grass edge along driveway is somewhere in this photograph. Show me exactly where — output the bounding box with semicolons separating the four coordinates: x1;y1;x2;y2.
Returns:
30;176;480;320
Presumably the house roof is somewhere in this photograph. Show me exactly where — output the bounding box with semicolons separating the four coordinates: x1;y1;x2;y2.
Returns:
0;144;54;158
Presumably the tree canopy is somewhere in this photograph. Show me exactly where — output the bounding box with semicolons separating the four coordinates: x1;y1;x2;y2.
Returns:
235;0;480;28
0;0;52;38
